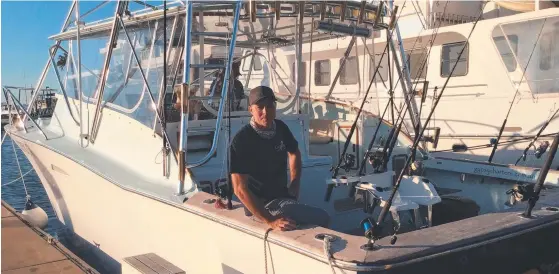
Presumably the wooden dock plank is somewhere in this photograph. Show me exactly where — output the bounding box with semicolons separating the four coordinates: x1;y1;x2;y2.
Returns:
1;217;68;271
3;260;85;274
1;201;99;274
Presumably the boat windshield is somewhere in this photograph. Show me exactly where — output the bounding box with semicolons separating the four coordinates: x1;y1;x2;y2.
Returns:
62;17;178;129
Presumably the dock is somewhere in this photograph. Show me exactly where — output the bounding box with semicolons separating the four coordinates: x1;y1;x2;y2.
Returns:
1;200;99;273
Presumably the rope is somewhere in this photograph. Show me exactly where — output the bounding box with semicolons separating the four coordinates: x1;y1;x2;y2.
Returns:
10;136;29;198
323;235;336;274
2;169;33;187
264;228;273;274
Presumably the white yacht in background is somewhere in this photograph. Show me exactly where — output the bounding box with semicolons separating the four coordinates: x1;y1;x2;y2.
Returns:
232;1;559;171
4;1;559;274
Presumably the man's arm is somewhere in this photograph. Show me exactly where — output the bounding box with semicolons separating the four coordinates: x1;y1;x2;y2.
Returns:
231;173;274;223
232;173;296;231
287;148;302;199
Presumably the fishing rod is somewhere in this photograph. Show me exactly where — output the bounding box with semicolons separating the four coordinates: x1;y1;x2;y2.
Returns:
358;88;394;176
436;132;558;153
386;26;395;126
372;3;487;241
376;29;440;174
358;0;444;176
515;108;559;165
522;133;559;218
162;0;169;177
407;2;449;164
372;1;448;154
326;3;399;201
488;18;547;163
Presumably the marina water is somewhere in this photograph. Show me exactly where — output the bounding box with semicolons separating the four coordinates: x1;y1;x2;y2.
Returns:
1;132;109;273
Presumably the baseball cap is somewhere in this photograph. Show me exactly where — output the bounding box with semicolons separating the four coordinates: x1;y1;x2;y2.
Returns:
249;86;276;106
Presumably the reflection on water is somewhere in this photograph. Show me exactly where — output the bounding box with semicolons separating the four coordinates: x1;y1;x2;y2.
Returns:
1;132;111;273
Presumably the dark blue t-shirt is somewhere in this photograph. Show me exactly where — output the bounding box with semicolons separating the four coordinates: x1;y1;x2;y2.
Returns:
230;119;299;204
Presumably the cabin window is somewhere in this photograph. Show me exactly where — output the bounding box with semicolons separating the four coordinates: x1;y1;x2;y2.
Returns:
243;55;263;71
340;56;358;85
405;50;428;79
314;60;331;86
292;62;307;87
539;32;552;71
369;53;388;83
441;42;468;77
493;35;518;72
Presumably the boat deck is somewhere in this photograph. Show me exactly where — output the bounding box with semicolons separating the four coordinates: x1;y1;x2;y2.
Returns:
1;201;98;274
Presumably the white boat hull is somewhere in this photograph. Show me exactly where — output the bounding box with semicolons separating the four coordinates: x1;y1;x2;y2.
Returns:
11;133;353;274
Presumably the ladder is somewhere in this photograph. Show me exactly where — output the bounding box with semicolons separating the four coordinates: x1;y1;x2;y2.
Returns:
176;0;242;194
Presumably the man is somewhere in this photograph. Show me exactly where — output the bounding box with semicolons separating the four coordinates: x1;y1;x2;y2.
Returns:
210;61;245;111
230;86;330;231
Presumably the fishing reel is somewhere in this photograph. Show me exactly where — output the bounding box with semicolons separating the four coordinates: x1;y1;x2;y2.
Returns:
409;160;424;176
359;215;400;250
360;217;381;250
368;150;386;172
505;183;535;206
535;141;550;159
340;154;356;172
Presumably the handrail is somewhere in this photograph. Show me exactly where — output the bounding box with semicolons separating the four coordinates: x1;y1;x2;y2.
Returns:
23;1;76;123
183;1;242;170
89;1;126;143
177;1;195;195
48;45;80;126
1;88;20;131
3;87;49;140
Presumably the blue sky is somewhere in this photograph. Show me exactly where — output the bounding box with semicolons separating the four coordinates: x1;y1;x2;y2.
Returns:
1;1;157;103
1;1;72;94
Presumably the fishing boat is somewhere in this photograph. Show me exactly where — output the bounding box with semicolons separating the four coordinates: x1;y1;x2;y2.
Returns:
1;104;19;128
3;1;559;273
230;1;559;171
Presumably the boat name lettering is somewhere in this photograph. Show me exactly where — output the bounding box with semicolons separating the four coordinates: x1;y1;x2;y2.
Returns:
473;167;536;180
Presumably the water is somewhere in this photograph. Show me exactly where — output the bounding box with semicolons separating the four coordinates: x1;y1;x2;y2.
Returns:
1;131;110;273
1;133;67;237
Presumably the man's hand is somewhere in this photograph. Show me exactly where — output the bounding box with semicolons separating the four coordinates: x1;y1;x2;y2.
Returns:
267;217;297;231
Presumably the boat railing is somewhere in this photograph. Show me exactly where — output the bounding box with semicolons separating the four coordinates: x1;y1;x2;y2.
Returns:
48;44;80;126
2;87;48;140
179;1;243;172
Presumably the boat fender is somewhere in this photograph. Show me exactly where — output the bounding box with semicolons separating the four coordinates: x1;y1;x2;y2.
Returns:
21;198;48;229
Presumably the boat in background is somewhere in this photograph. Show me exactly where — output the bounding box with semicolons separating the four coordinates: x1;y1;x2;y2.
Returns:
3;1;559;273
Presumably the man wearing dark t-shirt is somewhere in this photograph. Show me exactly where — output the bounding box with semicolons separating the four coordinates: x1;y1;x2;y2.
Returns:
230;86;330;231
